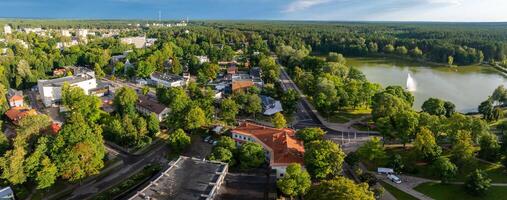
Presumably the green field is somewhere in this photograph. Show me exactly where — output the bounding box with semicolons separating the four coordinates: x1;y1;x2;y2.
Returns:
415;182;507;200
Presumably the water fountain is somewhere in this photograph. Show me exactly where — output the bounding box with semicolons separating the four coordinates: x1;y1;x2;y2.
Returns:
406;73;417;92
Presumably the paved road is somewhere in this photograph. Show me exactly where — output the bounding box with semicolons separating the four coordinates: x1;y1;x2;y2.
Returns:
45;141;169;200
279;66;377;139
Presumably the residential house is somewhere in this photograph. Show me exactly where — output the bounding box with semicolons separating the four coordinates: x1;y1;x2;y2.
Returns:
196;55;210;64
5;107;37;125
3;25;12;35
136;95;170;121
260;95;283;116
231;80;254;93
7;89;23;108
150;72;187;87
231;122;305;178
37;67;97;107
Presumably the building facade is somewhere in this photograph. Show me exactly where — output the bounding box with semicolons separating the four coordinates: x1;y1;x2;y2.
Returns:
231;122;305;178
37;70;97;107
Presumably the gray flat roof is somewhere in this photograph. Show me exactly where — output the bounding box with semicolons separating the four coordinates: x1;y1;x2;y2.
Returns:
130;156;227;200
39;74;93;87
151;72;184;82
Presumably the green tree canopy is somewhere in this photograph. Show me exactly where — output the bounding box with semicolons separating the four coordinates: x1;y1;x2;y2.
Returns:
238;142;265;169
304;140;345;180
113;87;138;117
296;127;326;143
167;129;191;153
431;156;457;183
414;127;441;161
276;163;312;197
272;112;287;129
357;137;386;166
465;169;491;196
305;177;375;200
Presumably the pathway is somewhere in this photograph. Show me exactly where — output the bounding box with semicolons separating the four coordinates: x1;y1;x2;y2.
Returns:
279;67;378;135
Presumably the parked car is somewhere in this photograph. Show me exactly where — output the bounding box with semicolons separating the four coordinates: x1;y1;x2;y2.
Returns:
204;136;211;143
387;174;402;184
208;139;215;144
212;141;218;146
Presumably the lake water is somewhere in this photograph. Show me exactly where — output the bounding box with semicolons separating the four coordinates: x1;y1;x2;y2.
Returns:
348;57;507;113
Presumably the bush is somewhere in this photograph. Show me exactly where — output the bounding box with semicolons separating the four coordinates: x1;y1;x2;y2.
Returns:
464;169;491;196
359;172;378;187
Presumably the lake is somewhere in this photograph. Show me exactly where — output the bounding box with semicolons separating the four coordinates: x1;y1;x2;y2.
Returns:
348;57;507;113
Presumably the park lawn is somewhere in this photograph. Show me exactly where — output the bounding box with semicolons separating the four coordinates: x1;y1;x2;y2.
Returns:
368;147;507;183
380;181;418;200
415;182;507;200
325;107;371;123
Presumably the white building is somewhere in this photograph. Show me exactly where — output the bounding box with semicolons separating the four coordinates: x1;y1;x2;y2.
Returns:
196;55;209;64
38;68;97;107
61;29;71;37
150;72;187;87
77;29;88;39
3;25;12;35
120;36;150;48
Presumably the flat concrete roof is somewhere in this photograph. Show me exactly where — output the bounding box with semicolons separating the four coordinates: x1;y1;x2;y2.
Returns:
129;156;228;200
38;74;94;87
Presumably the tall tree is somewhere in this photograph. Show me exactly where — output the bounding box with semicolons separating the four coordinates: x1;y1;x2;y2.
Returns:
357;137;387;166
185;106;206;130
414;127;441;161
113;87;138;116
272;112;287;129
305;177;374;200
296;128;326;143
167;129;191;153
304;140;345;180
431;156;457;183
220;98;239;124
238;142;265;169
277;163;312;198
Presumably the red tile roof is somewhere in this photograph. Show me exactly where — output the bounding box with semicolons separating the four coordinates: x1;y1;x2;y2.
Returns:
49;123;61;134
232;80;254;92
5;107;37;124
232;122;305;166
8;95;23;102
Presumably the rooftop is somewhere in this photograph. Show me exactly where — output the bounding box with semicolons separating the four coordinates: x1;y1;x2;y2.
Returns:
38;73;94;87
137;95;168;114
5;107;37;124
129;156;228;200
151;72;185;83
231;80;254;92
232;122;304;166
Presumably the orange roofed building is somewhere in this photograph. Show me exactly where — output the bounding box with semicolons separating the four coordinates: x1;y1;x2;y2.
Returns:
231;122;305;178
5;107;37;125
231;80;254;92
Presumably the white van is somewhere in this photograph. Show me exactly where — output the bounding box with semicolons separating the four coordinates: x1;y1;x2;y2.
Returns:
377;167;394;175
388;174;402;184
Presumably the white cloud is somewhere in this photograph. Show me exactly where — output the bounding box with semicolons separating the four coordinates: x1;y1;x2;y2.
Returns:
284;0;333;13
426;0;462;5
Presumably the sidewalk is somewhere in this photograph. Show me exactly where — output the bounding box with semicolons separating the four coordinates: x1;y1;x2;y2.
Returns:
359;163;435;200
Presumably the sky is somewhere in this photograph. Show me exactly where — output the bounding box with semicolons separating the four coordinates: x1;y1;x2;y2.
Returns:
0;0;506;22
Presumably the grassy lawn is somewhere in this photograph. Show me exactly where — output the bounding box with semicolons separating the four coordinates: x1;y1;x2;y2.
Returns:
379;181;418;200
325;107;371;123
365;147;507;183
415;182;507;200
